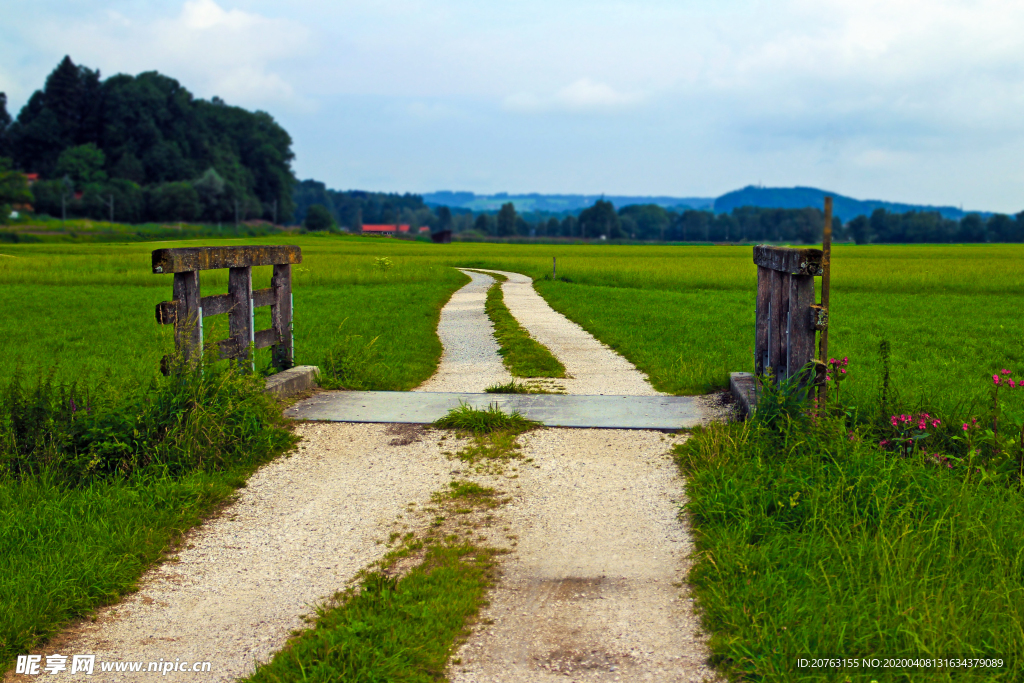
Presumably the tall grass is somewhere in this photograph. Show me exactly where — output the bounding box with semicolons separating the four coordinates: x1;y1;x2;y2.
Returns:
676;415;1024;681
0;361;297;671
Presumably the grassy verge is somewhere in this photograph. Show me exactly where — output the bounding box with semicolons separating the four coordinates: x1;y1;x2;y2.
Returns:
243;466;512;681
0;363;297;671
675;408;1024;680
474;271;566;380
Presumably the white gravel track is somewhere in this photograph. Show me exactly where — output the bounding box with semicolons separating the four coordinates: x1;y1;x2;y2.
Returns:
415;269;513;393
15;424;454;683
441;270;716;682
472;269;663;396
450;429;715;682
9;267;717;683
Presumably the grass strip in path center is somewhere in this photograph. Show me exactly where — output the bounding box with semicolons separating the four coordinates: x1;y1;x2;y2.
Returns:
242;404;536;682
465;270;566;383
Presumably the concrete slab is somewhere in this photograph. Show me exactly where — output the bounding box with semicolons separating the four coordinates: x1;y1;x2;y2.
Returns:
264;365;319;398
284;391;702;430
730;372;757;417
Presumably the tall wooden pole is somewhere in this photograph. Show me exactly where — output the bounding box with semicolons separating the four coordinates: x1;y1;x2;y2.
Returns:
817;196;833;406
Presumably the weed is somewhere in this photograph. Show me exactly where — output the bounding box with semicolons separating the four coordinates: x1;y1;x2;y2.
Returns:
484;379;556;394
432;402;538;436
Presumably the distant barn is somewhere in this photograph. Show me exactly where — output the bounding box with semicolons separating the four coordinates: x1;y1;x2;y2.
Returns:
361;224;430;237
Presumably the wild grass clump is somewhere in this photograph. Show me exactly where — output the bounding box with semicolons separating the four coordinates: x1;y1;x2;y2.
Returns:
676;354;1024;680
433;404;539;474
0;359;295;482
432;403;537;436
0;358;297;672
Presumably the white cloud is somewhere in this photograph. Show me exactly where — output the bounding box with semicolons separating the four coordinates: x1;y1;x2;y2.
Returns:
504;79;644;113
36;0;315;111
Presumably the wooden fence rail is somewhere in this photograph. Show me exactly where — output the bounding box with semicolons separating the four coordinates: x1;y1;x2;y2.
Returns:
153;246;301;372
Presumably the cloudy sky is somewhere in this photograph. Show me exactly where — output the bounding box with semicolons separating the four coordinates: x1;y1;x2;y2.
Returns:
3;0;1024;211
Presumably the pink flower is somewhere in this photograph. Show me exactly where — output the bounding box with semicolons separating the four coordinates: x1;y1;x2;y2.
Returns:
840;368;847;374
1002;369;1012;375
993;375;1001;385
890;416;899;427
825;374;831;381
963;423;970;431
932;419;940;427
1011;380;1017;389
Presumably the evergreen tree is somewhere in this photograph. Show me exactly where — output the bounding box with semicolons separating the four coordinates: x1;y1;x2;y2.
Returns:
578;199;619;239
496;202;517;236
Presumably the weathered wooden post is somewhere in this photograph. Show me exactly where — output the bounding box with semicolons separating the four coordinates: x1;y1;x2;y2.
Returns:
753;245;824;383
154;245;301;373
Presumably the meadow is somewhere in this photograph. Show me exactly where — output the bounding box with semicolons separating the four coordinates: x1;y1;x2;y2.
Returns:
3;234;1024;678
1;236;1020;411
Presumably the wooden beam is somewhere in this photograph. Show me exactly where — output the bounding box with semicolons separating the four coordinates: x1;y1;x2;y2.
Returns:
152;246;301;274
753;245;823;275
271;263;293;370
228;267;253;366
172;270;201;361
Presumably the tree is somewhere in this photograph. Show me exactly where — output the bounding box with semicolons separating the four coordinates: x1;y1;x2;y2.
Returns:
55;143;106;186
0;157;31;222
146;182;200;222
986;214;1018;243
473;213;492;235
956;214;986;243
0;93;11;158
847;215;870;244
192;167;226;220
560;215;577;237
436;205;453;232
304;203;334;231
578;199;619;239
496;202;517;236
618;204;669;240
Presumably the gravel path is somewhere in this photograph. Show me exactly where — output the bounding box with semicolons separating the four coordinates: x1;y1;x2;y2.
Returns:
18;424;455;683
451;429;715;682
439;270;717;681
472;269;662;396
9;267;717;683
415;269;513;393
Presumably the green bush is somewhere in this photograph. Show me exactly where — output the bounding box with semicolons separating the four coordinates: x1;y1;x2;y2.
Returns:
0;359;296;482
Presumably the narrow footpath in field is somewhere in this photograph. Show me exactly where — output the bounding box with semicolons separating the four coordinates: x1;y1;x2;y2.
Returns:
438;270;718;682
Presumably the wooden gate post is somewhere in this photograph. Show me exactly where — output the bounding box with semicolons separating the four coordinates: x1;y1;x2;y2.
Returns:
271;263;294;369
753;246;823;384
171;270;201;362
153;246;301;373
228;266;254;368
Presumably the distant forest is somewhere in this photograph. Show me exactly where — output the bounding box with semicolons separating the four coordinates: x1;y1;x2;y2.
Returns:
0;56;295;224
296;180;1024;244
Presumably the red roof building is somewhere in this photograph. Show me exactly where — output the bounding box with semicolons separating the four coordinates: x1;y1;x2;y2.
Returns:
361;224;431;236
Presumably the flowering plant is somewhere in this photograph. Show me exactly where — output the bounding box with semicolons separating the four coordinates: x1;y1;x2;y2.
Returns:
882;412;940;458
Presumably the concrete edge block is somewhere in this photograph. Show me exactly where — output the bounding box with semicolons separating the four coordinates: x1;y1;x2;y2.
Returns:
264;365;320;399
729;372;757;418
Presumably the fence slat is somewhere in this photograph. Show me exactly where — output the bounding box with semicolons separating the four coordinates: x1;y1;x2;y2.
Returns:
271;264;293;370
228;267;253;364
172;271;201;361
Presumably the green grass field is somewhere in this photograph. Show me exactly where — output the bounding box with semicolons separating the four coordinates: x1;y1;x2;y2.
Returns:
4;234;1024;680
1;237;1019;411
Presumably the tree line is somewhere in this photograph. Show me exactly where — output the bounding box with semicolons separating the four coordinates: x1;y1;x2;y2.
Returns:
295;186;1024;244
0;56;295;224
